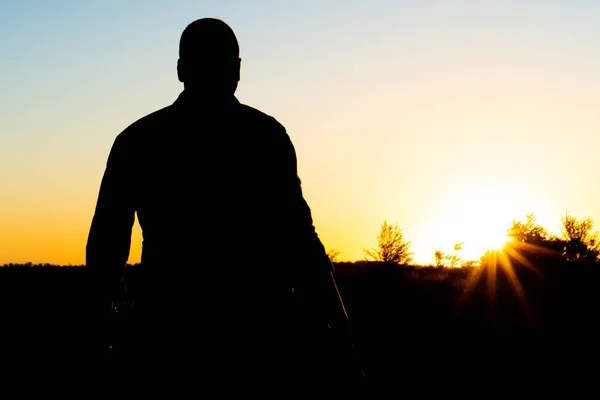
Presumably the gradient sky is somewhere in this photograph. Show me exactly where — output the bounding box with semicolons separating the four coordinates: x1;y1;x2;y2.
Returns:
2;0;600;265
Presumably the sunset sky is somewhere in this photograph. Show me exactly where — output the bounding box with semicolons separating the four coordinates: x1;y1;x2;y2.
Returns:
2;0;600;265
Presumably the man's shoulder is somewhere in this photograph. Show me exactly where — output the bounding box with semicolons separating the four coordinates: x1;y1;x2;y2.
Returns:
237;103;286;133
116;104;175;142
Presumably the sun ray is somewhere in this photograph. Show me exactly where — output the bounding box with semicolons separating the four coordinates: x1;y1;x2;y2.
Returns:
454;242;550;330
451;261;485;321
497;250;537;328
503;245;542;275
486;252;498;303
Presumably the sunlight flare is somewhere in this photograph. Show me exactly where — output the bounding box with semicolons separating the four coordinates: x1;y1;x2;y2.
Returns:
456;243;548;329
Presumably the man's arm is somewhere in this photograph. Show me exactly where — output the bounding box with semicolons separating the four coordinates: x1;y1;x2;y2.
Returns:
278;127;364;379
277;127;348;320
277;129;332;270
86;134;136;311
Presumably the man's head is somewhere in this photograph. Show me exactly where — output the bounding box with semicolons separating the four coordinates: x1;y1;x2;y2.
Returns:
177;18;241;97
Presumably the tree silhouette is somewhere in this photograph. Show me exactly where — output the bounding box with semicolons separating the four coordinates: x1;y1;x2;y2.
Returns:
433;249;445;268
432;242;464;268
504;213;565;265
507;213;548;245
363;220;413;265
561;212;600;263
326;249;341;263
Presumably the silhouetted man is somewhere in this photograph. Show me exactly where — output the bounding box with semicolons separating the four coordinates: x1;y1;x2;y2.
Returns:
86;18;361;388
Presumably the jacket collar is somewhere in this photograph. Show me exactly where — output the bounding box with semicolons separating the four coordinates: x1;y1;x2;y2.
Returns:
173;90;240;111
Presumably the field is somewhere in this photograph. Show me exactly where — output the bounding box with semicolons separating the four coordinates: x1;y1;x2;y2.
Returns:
1;259;599;387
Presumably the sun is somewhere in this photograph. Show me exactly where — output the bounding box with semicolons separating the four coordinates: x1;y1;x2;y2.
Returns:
469;229;513;254
440;221;513;262
423;214;514;263
423;184;528;262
